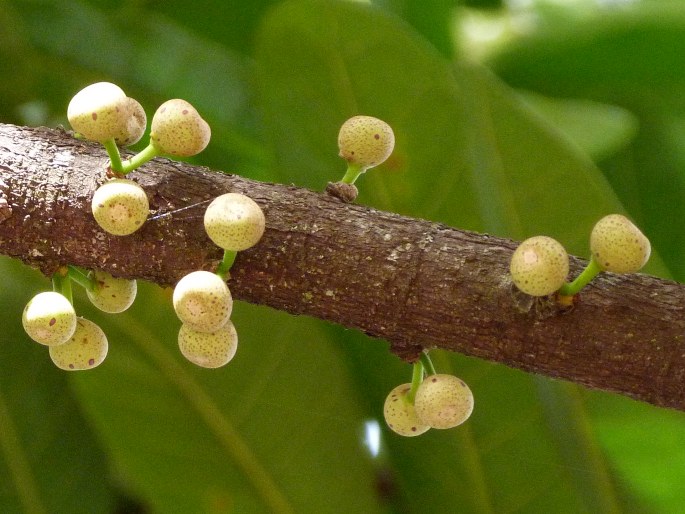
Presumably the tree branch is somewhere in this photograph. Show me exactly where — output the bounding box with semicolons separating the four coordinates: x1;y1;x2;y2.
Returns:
1;123;684;411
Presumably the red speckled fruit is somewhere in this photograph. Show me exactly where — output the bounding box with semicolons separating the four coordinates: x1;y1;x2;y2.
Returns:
173;271;233;333
414;374;474;429
204;193;265;251
178;321;238;368
150;99;210;157
590;214;651;273
22;292;77;346
510;236;569;296
91;179;149;236
49;317;108;371
383;383;430;437
338;115;394;170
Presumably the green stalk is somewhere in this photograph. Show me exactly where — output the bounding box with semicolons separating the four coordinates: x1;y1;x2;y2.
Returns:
119;142;162;174
52;270;73;304
215;250;238;280
419;351;437;376
407;360;424;404
66;266;96;292
102;138;123;173
340;163;366;185
558;256;602;297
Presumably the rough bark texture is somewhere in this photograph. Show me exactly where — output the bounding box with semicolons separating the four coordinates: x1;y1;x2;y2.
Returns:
1;123;685;410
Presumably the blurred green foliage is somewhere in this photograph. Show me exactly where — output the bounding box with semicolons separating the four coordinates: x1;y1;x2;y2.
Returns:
1;0;685;512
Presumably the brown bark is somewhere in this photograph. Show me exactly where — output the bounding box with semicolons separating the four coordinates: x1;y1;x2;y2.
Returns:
1;123;684;410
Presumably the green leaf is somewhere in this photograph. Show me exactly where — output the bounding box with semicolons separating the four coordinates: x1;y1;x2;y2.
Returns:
587;391;685;514
124;0;281;56
600;111;685;280
254;0;632;254
336;332;627;513
66;283;384;514
517;93;639;162
255;0;652;512
8;0;267;172
2;1;683;512
483;2;685;280
486;3;685;104
380;0;460;58
0;257;114;514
